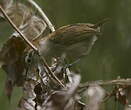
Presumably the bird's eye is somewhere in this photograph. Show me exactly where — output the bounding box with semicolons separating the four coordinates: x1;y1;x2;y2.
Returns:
25;55;31;64
27;58;31;63
25;51;33;64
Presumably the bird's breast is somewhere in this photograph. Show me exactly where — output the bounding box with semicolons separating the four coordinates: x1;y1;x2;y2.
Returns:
38;38;65;58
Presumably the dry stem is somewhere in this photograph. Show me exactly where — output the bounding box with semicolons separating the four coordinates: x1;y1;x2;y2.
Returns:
27;0;55;32
79;78;131;88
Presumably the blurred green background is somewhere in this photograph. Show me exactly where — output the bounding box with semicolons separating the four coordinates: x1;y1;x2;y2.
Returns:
0;0;131;109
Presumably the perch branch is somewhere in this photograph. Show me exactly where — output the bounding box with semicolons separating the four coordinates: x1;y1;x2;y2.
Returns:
39;54;65;88
27;0;55;32
79;78;131;88
0;5;65;88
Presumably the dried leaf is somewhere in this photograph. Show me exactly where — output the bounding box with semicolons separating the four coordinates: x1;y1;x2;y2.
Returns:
0;36;26;98
0;1;32;27
14;15;47;41
114;85;128;105
1;0;13;9
125;105;131;110
85;84;105;110
5;79;13;100
41;74;81;110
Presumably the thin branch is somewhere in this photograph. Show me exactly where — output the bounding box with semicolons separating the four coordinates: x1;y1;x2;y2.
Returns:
27;0;55;32
0;5;38;51
79;78;131;88
0;5;65;88
39;54;65;88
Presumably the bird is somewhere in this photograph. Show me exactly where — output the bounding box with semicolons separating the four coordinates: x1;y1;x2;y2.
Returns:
33;19;108;63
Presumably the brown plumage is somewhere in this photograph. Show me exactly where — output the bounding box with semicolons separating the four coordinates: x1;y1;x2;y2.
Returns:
33;22;103;62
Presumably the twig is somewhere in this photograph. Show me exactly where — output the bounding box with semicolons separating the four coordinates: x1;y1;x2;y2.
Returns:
0;5;65;88
79;78;131;88
27;0;55;32
39;54;65;87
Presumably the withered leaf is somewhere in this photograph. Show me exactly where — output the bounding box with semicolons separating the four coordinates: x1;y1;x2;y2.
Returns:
1;0;13;9
0;1;32;27
0;36;27;99
40;74;81;110
15;15;47;41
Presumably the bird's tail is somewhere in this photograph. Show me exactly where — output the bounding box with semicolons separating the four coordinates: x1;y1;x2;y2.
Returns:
91;18;110;28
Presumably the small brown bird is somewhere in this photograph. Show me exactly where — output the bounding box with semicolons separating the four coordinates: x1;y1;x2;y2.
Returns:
34;20;107;62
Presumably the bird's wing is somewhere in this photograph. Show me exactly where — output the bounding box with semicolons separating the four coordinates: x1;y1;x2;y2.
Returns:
64;35;98;61
48;24;99;46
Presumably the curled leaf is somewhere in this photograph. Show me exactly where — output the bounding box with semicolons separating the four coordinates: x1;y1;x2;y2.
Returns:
0;1;32;27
